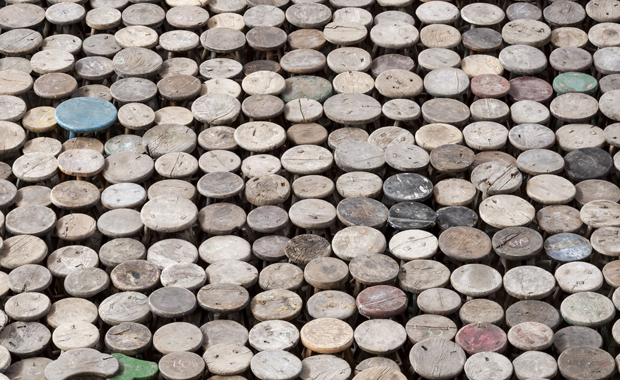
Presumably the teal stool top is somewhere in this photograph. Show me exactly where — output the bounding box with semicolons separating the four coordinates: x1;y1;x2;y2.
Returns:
108;353;158;380
553;72;598;96
55;97;117;139
280;75;333;104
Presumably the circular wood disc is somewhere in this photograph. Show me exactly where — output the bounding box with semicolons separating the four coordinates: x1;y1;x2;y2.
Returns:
409;338;466;380
46;298;98;329
459;299;504;326
558;346;615;380
562;291;615;327
455;323;507;355
153;322;202;354
300;318;353;354
451;264;502;298
105;322;152;356
554;326;603;353
555;262;603;293
251;289;303;321
439;226;491;262
398;259;450;293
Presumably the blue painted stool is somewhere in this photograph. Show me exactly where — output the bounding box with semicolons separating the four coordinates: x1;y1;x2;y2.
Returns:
55;97;117;139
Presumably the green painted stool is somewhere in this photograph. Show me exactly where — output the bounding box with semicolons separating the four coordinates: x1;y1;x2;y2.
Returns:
553;72;598;96
280;75;333;104
108;354;158;380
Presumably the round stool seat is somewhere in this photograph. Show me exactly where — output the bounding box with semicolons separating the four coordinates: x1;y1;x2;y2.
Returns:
287;29;326;50
110;78;157;104
140;196;197;233
103;152;153;184
247;205;289;234
205;260;258;289
506;300;560;330
285;3;331;29
197;172;244;200
383;173;432;203
47;245;98;279
98;209;143;238
281;75;333;104
462;28;502;53
398;259;450;294
479;194;535;228
565;147;612;181
337;197;388;229
508;322;554;352
115;26;158;49
435;203;479;229
549;47;592;72
499;45;547;76
291;175;333;200
110;260;159;292
104;322;151;356
8;264;52;293
424;67;469;98
545;232;592;262
152;322;202;355
121;3;164;27
510;124;554;151
251;289;302;321
157;75;201;102
553;72;597;96
470;74;510;98
550;93;598;123
0;235;47;269
357;285;406;318
552;27;589;48
416;1;458;24
57;149;104;179
555;326;603;353
331;226;385;262
544;0;585;26
282;235;330;267
471;161;522;196
5;205;56;237
302;356;351;380
516;149;564;175
558;346;615;380
199;235;250;264
439;226;491;263
64;267;109;297
389;230;438;261
410;338;465;380
455;323;507;355
370;54;415;78
459;299;504;326
451;264;502;298
592;227;620;258
556;262;603;293
307;291;356;320
509;76;553;103
526;174;575;205
280;49;326;75
258;263;303;291
105;135;145;155
113;47;162;78
564;291;616;328
141;124;196;159
149;287;196;319
434;178;476;207
354;319;406;355
430;144;474;173
417;288;460;315
50;181;99;210
421;98;470;126
556;124;605;152
370;22;419;50
388;201;436;230
406;315;457;346
504;266;556;300
300;318;353;354
289;199;336;230
383;143;427;171
13;152;58;183
537;205;582;235
245;174;290;206
334;141;385;173
147;239;198;270
55;97;116;137
148;180;197;202
463;121;508;150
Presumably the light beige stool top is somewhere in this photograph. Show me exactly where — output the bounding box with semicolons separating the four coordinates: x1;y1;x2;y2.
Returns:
336;172;382;198
284;99;323;124
451;264;502;297
509;124;554;150
292;175;334;199
418;48;461;71
423;67;469;98
242;71;286;96
461;55;504;78
479;194;536;229
555;262;603;293
234;122;286;153
333;72;374;94
526;174;576;204
370;22;419;49
471;161;522;195
22;106;57;133
513;351;558;380
415;123;463;151
332;226;385;262
389;229;436;261
375;69;423;99
323;22;367;46
12;153;58;183
241;155;281;178
354;319;406;355
511;101;551;125
550;93;598;123
333;8;373;28
409;339;466;380
508;322;554;351
433;178;476;207
592;227;620;257
580;200;620;228
398;259;450;293
251;289;302;321
416;2;459;24
498;44;548;75
502;19;551;47
463;121;508;151
420;24;461;49
289;199;336;229
504;266;556;300
115;26;158;49
300;318;353;354
461;3;505;26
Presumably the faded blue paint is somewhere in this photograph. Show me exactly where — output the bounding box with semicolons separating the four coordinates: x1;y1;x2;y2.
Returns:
55;97;117;139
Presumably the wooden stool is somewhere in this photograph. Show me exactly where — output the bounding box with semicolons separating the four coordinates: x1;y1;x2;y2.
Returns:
417;287;459;316
499;45;548;77
251;351;301;380
509;76;553;103
516;148;564;176
370;54;415;78
555;262;603;294
545;233;592;263
288;29;326;51
429;144;475;176
200;28;246;61
451;264;502;299
102;152;153;185
592;227;620;258
565;148;612;182
369;22;418;58
47;298;98;329
5;292;51;322
115;26;159;49
558;346;615;380
140;195;197;244
504;266;555;301
307;290;356;320
510;124;554;151
149;286;196;320
334;141;384;173
398;259;450;294
302;356;351;380
285;3;331;29
550;93;598;124
512;351;558;380
8;264;52;293
507;321;554;352
416;2;459;25
105;135;145;155
110;78;158;105
251;289;302;321
199;235;251;264
354;319;406;355
436;206;478;231
153;322;202;354
455;323;507;355
64;266;109;297
147;238;198;270
554;326;602;353
421;98;470;127
537;205;582;235
527;174;575;205
291;175;333;200
281;76;333;104
549;48;592;74
562;291;615;327
0;236;47;269
410;338;465;380
258;263;303;291
148;180;197;201
300;318;354;365
459;298;504;325
415;124;462;152
470;99;509;123
160;263;206;291
142;124;197;159
159;352;204;380
199;319;248;352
